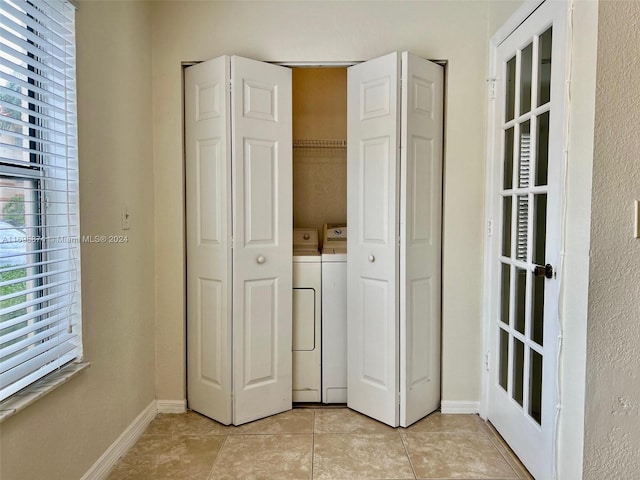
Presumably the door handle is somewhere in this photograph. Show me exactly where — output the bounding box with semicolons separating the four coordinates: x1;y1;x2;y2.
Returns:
256;255;266;264
368;255;375;263
533;263;553;279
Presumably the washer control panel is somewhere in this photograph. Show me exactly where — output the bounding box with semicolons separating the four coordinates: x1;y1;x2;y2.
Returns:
322;223;347;253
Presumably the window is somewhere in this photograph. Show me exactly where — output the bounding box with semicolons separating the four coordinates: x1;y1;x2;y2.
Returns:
0;0;80;401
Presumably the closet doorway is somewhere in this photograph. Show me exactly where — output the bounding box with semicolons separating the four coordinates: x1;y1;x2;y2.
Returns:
185;52;444;427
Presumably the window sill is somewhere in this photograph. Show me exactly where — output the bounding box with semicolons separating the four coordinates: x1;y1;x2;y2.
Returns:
0;361;90;424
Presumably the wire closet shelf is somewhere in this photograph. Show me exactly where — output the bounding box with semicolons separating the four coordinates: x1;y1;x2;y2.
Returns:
292;139;347;148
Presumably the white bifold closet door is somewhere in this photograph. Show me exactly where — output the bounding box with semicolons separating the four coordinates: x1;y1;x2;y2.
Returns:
185;55;292;426
347;52;443;427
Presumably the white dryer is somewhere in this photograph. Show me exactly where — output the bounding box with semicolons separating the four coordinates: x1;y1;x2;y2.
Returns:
292;228;321;402
321;224;347;403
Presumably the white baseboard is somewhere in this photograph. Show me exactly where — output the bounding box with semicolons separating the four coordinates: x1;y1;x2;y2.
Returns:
80;400;157;480
157;399;187;414
440;400;481;414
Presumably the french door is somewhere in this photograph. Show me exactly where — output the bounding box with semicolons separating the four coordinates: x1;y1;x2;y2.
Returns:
347;52;443;427
185;55;292;426
486;2;568;478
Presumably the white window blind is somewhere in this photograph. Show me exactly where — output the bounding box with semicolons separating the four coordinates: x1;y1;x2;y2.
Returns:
516;132;530;262
0;0;80;402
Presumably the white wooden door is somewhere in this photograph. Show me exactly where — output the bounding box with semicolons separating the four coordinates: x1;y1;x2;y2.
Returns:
348;52;443;427
231;56;293;425
185;56;233;424
399;52;443;427
487;2;567;478
347;52;401;427
186;55;292;426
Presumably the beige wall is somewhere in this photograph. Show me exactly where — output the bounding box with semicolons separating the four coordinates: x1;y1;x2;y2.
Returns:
293;68;347;142
293;68;347;233
584;0;640;477
487;0;525;35
151;0;524;404
0;2;156;479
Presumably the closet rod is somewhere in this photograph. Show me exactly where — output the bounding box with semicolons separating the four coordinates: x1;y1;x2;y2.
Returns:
293;139;347;148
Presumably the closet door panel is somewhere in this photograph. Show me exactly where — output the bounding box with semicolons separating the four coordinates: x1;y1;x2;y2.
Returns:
231;56;293;425
347;52;401;427
399;52;443;427
185;57;233;425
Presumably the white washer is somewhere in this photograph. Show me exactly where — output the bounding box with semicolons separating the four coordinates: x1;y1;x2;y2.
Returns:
321;224;347;403
292;228;321;402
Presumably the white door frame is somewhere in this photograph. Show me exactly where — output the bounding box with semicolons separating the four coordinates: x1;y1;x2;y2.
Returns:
481;0;571;476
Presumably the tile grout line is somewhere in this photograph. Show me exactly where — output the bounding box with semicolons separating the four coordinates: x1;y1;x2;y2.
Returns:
205;433;230;480
399;430;418;480
480;422;526;480
311;409;316;480
481;421;528;478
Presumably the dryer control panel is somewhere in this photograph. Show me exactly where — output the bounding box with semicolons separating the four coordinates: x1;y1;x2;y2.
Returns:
293;227;319;253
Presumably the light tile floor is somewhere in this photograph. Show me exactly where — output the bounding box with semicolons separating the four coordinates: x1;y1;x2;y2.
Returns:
107;407;533;480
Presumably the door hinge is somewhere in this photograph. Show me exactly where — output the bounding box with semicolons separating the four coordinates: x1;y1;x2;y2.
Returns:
397;392;401;406
231;236;234;249
487;219;493;237
484;352;490;371
228;80;232;93
487;78;497;100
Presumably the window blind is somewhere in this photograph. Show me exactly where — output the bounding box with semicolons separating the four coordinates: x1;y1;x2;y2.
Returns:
516;132;530;262
0;0;80;402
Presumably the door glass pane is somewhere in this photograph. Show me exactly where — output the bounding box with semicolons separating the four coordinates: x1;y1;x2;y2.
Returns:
505;56;516;121
529;349;543;424
515;268;526;334
535;111;550;185
504;128;514;189
538;27;553;107
533;194;547;264
499;328;509;390
518;121;531;188
512;338;524;406
520;43;533;115
516;195;529;262
500;263;511;324
532;275;544;346
502;196;512;257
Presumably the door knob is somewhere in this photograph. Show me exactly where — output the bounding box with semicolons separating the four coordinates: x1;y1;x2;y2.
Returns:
256;255;266;264
533;263;553;279
368;255;375;263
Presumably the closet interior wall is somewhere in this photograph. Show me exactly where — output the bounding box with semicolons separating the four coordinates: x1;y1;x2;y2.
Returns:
292;68;347;245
